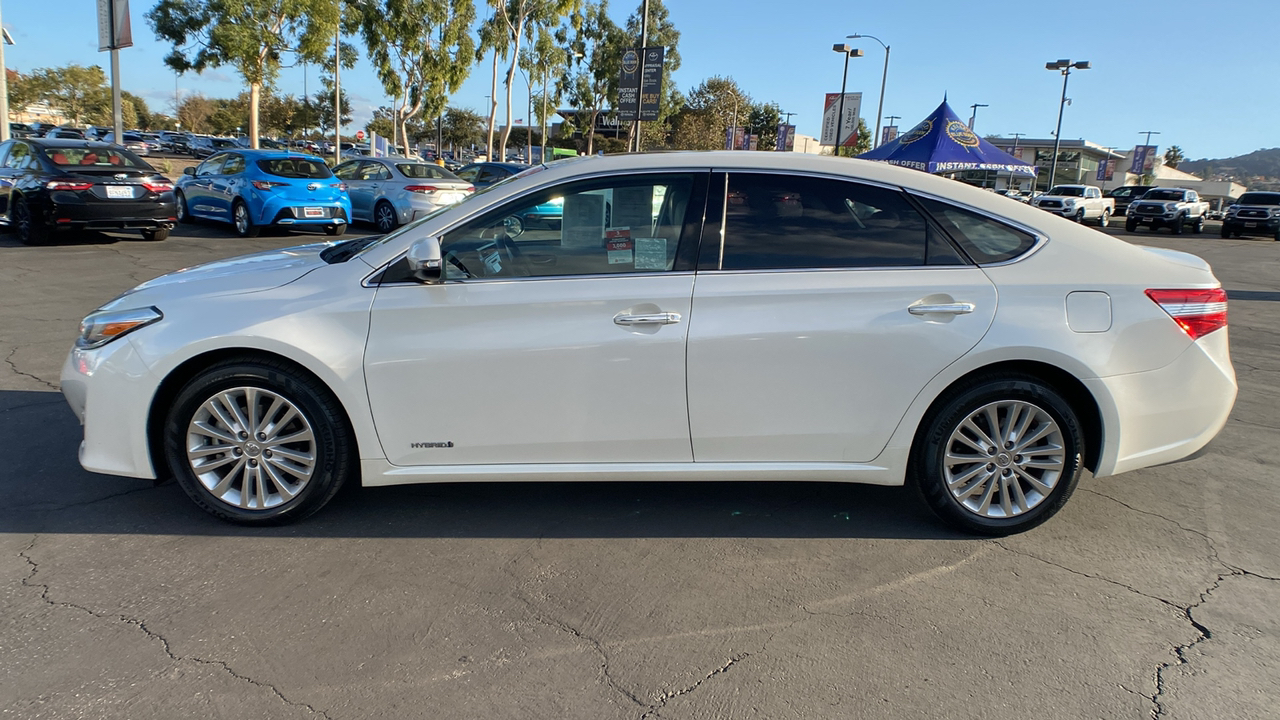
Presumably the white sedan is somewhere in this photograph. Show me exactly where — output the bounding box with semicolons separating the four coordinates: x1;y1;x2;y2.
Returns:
60;152;1237;534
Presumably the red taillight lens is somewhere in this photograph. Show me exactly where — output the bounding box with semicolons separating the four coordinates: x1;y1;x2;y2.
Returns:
404;185;439;194
464;185;475;193
142;182;173;194
252;180;287;190
47;181;93;192
1146;288;1228;340
330;182;347;191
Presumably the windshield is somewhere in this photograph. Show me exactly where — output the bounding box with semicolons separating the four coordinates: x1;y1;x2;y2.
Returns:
256;157;332;179
1142;189;1185;201
1047;186;1085;197
44;147;151;170
396;163;460;180
1237;192;1280;206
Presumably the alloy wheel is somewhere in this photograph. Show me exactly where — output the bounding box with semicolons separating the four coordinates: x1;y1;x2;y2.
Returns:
375;203;397;233
234;204;249;235
185;386;317;510
942;400;1066;519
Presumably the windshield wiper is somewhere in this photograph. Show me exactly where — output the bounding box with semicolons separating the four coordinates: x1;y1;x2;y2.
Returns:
320;236;381;264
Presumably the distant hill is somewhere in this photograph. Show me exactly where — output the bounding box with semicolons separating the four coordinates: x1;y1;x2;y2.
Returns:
1181;148;1280;179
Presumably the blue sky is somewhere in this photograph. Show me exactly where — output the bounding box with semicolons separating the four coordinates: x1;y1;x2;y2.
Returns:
3;0;1275;160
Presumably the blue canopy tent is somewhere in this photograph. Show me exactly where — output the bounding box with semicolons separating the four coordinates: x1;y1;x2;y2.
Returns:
857;99;1036;178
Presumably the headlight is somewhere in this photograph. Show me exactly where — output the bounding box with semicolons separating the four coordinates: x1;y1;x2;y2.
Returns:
77;306;163;349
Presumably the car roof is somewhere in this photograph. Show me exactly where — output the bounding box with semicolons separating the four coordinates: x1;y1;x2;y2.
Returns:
227;149;326;160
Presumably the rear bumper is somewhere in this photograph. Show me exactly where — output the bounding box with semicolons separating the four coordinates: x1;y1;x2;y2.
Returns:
263;203;350;227
1087;329;1236;478
44;200;177;230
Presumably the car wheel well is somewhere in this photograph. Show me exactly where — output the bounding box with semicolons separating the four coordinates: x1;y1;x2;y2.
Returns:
913;360;1103;474
146;348;355;480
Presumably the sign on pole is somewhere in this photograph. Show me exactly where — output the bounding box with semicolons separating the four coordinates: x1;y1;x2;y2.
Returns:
775;123;796;151
638;47;664;122
617;49;641;122
97;0;132;51
1130;145;1158;174
820;92;862;147
618;47;664;123
1096;158;1115;182
356;130;365;140
880;125;898;146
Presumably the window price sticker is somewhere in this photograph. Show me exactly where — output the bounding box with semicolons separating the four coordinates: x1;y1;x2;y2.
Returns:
606;227;633;264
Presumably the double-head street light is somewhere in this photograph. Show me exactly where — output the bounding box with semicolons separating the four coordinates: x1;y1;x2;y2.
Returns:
968;103;988;130
1045;58;1090;189
847;33;889;148
832;44;864;154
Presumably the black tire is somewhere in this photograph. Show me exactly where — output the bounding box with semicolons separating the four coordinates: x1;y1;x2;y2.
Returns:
373;200;398;233
164;358;355;525
1221;224;1232;239
910;374;1084;535
175;190;194;224
324;224;346;237
141;227;170;241
1125;218;1138;232
232;200;259;238
1097;209;1110;228
1075;209;1086;223
12;196;50;246
1193;215;1204;234
1172;215;1184;235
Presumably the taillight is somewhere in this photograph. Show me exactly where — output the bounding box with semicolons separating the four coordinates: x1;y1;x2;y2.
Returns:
252;180;287;190
330;182;347;191
404;185;439;194
142;182;173;194
464;185;475;193
1146;288;1228;340
47;181;93;192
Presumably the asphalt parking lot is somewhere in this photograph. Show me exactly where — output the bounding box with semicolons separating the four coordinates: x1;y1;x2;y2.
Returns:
2;217;1278;719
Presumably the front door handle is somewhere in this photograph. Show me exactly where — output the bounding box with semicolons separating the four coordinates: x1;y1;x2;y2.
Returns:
908;302;976;316
614;312;682;326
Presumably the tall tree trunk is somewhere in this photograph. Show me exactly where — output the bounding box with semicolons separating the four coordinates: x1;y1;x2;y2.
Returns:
498;18;525;158
486;52;498;159
249;82;261;149
586;110;597;155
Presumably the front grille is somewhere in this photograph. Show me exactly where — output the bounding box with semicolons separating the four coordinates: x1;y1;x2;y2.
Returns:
1133;204;1162;214
1238;209;1268;219
1039;200;1062;209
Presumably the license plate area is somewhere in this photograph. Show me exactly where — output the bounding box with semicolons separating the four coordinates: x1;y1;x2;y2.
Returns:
302;207;326;218
1245;222;1257;228
106;186;133;199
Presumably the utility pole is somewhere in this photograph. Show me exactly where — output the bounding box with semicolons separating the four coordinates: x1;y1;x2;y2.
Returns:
882;114;900;145
334;20;341;164
1045;59;1090;190
632;0;649;153
781;110;797;125
1139;129;1160;148
1;3;12;142
1007;132;1025;191
968;103;988;131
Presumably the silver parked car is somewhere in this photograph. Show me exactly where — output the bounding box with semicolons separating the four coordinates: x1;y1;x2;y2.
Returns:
333;157;475;232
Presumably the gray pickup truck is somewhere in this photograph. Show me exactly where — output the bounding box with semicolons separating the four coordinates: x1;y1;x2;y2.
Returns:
1222;191;1280;240
1124;187;1209;234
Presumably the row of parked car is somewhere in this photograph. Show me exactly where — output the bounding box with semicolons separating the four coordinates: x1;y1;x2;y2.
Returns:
0;134;541;245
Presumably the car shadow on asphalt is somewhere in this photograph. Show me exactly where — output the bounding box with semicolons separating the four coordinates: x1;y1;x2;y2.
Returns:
1226;289;1280;302
1;389;961;540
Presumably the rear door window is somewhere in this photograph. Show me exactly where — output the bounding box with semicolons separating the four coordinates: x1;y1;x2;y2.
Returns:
220;154;246;175
256;157;333;179
915;197;1038;265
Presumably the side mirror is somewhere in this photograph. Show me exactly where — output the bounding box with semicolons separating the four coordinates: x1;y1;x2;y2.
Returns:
183;166;195;176
406;236;443;284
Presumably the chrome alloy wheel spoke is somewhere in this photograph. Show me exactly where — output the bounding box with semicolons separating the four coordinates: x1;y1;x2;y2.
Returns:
186;387;317;510
943;400;1065;519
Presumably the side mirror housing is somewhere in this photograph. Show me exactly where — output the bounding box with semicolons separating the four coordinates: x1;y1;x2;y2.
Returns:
406;236;443;284
183;166;195;176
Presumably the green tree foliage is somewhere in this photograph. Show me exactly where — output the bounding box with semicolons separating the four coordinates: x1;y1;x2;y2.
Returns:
350;0;476;156
27;64;110;125
562;0;625;154
5;69;50;113
366;109;396;140
484;0;581;155
521;29;567;145
1163;145;1184;169
747;103;780;151
121;91;153;130
441;106;487;151
147;0;341;148
177;93;217;133
313;81;352;135
667;76;748;151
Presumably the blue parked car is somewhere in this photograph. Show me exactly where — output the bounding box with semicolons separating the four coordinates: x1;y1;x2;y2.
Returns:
175;149;351;237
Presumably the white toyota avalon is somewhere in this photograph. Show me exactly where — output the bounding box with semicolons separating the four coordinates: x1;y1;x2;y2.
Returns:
61;152;1237;534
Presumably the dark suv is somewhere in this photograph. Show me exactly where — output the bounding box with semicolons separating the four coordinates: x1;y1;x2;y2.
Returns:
1105;185;1150;216
1222;192;1280;240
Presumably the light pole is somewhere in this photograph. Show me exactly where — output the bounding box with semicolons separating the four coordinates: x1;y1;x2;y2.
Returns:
1007;131;1025;191
831;44;863;155
333;18;341;164
1139;129;1161;148
968;103;988;130
1045;58;1090;190
0;11;12;142
882;114;900;145
848;33;889;148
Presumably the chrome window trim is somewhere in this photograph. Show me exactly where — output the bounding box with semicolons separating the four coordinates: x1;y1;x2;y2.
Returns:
904;188;1050;267
361;167;712;287
369;270;697;289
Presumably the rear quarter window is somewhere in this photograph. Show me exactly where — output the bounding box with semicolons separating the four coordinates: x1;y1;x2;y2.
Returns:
916;197;1038;265
256;158;333;179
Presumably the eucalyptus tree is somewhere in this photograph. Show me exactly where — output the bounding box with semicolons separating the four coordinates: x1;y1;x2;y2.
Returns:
561;0;626;154
147;0;340;148
350;0;476;156
625;0;681;148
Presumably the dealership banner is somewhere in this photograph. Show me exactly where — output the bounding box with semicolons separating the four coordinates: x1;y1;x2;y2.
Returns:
820;92;862;146
1096;158;1116;182
775;123;795;151
880;125;898;146
1131;145;1158;174
97;0;133;51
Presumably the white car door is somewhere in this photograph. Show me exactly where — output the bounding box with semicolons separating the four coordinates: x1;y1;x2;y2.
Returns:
364;171;707;467
686;172;1000;463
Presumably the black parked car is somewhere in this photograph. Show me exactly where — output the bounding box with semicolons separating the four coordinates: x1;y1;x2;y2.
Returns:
0;139;176;245
1104;185;1150;216
453;161;531;188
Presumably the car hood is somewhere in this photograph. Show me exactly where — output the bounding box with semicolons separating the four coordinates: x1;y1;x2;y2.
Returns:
100;242;336;310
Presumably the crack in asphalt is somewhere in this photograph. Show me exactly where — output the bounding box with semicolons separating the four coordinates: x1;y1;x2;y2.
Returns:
3;483;157;514
18;536;335;719
1150;574;1224;719
0;396;66;414
4;347;60;391
523;610;647;709
637;653;750;720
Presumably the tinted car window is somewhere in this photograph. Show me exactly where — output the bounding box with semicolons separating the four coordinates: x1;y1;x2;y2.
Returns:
720;173;946;270
396;163;458;180
1237;193;1280;206
356;162;388;181
477;166;508;184
455;166;479;182
221;154;246;174
2;142;33;170
196;153;226;176
1142;189;1185;201
45;146;150;169
256;158;332;179
332;161;360;180
916;197;1038;265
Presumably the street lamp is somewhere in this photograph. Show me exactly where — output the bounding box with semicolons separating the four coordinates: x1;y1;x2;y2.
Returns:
1045;58;1090;190
848;34;889;148
968;103;988;131
832;44;863;154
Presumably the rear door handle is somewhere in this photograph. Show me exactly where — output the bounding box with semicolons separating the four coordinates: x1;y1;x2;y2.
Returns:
908;302;976;316
614;312;682;326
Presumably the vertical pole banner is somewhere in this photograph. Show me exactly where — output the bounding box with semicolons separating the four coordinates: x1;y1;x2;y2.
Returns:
637;47;664;122
617;48;640;122
1130;145;1157;174
880;125;898;145
820;92;861;146
775;123;790;151
98;0;133;51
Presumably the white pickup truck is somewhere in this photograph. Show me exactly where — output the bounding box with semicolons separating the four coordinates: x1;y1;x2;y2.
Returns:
1031;185;1115;226
1124;187;1210;235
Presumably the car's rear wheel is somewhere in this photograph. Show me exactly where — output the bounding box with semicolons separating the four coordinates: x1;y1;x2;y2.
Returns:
1193;215;1204;234
175;191;194;224
164;359;354;524
12;197;49;246
374;201;398;233
911;375;1084;535
141;228;170;241
232;200;259;238
1098;209;1110;228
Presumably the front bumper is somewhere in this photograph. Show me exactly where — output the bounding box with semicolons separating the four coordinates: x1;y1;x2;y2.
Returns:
1087;329;1236;477
61;338;161;479
1223;217;1279;235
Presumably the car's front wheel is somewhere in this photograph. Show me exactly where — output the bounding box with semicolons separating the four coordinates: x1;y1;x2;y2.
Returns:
1125;218;1138;232
164;358;355;524
175;191;193;224
911;375;1084;535
374;201;398;233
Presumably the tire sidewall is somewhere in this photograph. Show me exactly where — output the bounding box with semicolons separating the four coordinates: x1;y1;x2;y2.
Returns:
911;376;1084;535
164;361;351;524
375;201;397;233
